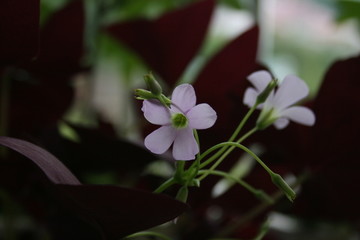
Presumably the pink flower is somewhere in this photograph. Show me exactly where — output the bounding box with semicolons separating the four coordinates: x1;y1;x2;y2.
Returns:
243;70;316;129
142;84;217;160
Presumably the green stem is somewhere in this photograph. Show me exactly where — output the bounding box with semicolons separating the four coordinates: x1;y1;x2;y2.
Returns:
197;104;258;172
198;169;273;204
124;231;171;240
174;160;185;181
153;178;176;193
215;172;309;237
234;143;274;176
199;127;258;170
198;127;258;181
193;129;200;157
229;103;258;142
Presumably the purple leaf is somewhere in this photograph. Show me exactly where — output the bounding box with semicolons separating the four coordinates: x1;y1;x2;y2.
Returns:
58;184;188;239
40;123;157;176
0;136;188;238
106;0;215;86
0;136;80;185
0;0;40;64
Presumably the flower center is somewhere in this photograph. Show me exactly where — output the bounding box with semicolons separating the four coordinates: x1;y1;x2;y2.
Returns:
171;113;188;129
256;107;279;130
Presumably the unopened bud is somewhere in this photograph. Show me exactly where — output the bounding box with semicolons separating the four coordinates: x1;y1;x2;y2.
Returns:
134;89;156;100
144;72;162;96
256;79;277;104
271;173;296;202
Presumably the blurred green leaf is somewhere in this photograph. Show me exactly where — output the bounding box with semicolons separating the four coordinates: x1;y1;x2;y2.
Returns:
102;0;194;23
336;0;360;22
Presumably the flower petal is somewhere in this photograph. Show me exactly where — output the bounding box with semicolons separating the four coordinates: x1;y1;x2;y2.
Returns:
274;118;290;129
243;87;258;108
172;128;199;160
142;100;171;125
145;126;176;154
272;75;309;110
171;84;196;113
247;70;272;92
280;106;316;126
187;103;217;129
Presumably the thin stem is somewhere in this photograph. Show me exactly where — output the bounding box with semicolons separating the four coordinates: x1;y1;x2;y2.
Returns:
153;177;176;193
229;103;258;142
198;169;273;204
193;129;200;157
124;231;171;240
198;104;258;166
234;143;274;176
253;220;270;240
198;128;258;182
199;127;258;170
215;172;309;237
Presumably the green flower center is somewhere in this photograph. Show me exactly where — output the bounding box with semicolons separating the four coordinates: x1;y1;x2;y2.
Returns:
171;113;188;129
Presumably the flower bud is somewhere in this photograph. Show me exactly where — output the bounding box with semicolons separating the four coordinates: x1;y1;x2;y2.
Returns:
144;72;162;96
271;173;296;202
256;78;277;104
134;89;156;100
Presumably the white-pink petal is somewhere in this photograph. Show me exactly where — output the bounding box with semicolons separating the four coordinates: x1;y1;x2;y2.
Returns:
142;100;171;125
172;128;199;160
247;70;272;92
280;106;316;126
243;87;258;108
272;75;309;110
187;103;217;130
171;84;196;113
144;126;176;154
273;118;290;130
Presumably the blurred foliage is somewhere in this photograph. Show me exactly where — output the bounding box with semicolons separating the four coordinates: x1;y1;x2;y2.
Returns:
336;0;360;22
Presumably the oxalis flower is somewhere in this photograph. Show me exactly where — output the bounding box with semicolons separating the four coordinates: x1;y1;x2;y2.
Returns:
142;84;217;160
243;70;316;129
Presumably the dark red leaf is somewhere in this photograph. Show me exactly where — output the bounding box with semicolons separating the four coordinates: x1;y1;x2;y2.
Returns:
8;78;73;137
290;55;360;220
0;136;188;238
58;184;188;239
107;0;215;86
194;26;263;147
0;136;80;185
40;123;157;178
27;0;85;79
0;0;40;64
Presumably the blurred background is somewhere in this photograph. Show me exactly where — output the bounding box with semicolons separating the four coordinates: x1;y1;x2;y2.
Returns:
1;0;360;239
